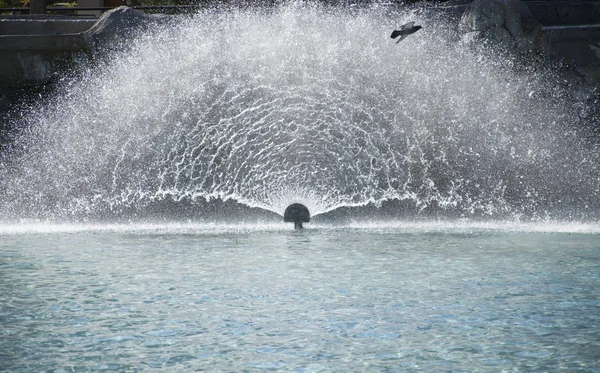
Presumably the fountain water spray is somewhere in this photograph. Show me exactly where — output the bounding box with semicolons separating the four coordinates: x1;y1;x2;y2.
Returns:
0;3;598;223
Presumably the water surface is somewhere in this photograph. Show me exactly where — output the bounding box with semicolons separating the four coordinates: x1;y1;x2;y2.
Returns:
2;222;599;372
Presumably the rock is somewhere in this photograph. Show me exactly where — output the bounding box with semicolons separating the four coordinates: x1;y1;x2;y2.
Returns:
83;6;171;52
459;0;546;55
461;0;504;32
485;26;515;50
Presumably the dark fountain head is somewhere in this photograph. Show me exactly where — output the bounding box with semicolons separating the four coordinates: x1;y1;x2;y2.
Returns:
284;203;310;230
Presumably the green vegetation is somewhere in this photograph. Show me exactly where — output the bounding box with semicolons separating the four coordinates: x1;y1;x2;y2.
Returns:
0;0;25;8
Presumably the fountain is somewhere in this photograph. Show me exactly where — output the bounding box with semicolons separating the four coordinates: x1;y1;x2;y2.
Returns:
0;2;598;224
1;5;600;372
284;203;310;229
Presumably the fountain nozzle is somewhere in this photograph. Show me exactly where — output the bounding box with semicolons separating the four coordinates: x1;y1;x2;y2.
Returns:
284;203;310;230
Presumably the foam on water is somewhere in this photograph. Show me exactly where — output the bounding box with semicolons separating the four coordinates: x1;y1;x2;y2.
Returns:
1;2;599;222
2;220;600;236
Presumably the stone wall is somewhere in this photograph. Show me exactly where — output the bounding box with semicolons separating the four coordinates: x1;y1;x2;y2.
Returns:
525;0;600;25
449;0;600;85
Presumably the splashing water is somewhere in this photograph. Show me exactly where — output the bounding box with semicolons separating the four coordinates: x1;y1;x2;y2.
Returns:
1;3;599;222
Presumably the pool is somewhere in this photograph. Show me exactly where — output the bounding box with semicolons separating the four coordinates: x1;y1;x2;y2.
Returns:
2;222;599;372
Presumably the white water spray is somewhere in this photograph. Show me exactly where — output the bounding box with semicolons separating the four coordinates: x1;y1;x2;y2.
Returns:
1;3;599;221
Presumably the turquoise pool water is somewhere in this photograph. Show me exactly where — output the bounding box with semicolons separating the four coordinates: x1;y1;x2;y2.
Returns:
1;222;599;372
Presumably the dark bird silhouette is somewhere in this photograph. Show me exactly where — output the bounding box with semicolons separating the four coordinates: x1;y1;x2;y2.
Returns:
390;22;422;44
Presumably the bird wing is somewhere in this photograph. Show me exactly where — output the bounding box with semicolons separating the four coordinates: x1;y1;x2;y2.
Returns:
395;34;409;44
400;22;415;31
390;30;402;39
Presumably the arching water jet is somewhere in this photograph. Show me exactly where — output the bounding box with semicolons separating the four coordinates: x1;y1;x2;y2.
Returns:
0;3;598;223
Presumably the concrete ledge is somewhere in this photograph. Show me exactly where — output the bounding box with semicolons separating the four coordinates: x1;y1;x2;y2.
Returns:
0;34;87;52
0;19;96;35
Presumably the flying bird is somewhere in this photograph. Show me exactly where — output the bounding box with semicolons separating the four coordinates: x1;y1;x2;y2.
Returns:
390;22;422;44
